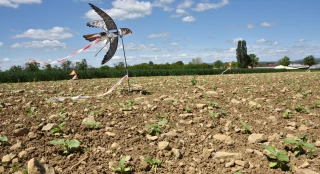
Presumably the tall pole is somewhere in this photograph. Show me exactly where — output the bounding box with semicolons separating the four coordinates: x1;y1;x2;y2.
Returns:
120;36;130;94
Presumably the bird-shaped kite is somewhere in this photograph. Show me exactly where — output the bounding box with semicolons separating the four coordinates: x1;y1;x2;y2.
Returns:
83;3;132;65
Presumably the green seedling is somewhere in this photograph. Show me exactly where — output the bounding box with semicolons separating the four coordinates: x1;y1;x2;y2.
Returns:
283;137;317;157
90;109;104;116
219;109;227;116
240;121;252;134
209;111;219;119
207;101;218;108
0;136;8;145
283;109;294;119
234;171;242;174
49;139;80;154
263;145;289;170
84;121;101;129
113;156;130;174
28;107;37;115
120;100;136;109
184;106;192;113
311;99;320;108
50;122;66;135
144;158;161;173
191;75;197;86
302;91;311;99
145;120;168;135
295;105;309;114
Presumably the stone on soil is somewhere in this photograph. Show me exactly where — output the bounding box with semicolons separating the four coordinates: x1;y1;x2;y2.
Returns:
13;128;29;136
27;158;55;174
248;133;267;143
158;141;170;150
41;123;55;131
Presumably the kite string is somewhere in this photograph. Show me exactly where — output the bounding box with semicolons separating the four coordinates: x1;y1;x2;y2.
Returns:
27;38;101;65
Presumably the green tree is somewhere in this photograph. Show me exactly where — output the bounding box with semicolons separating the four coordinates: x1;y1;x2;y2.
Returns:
213;60;224;69
9;65;23;72
114;62;125;69
303;55;315;67
43;64;53;71
75;59;88;70
236;40;250;68
148;61;154;66
61;60;74;70
278;56;290;66
248;54;259;68
189;57;203;64
24;62;40;71
100;65;111;70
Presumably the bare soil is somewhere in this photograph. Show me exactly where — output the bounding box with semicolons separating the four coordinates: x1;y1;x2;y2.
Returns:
1;72;320;174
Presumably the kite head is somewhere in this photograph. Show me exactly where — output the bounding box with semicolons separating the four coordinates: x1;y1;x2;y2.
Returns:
118;28;132;37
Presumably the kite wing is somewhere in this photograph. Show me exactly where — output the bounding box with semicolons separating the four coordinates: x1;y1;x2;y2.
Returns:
87;20;107;30
89;3;117;31
102;37;118;65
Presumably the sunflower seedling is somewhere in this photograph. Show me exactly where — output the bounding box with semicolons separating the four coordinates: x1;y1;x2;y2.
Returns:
144;158;161;173
184;106;192;113
207;101;219;108
240;121;252;134
191;75;197;86
209;111;220;119
263;145;289;170
283;137;317;157
283;109;293;119
84;121;101;129
0;135;8;145
145;120;168;136
50;122;66;135
49;139;80;154
112;156;130;174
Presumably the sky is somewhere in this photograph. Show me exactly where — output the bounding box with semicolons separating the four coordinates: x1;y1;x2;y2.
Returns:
0;0;320;70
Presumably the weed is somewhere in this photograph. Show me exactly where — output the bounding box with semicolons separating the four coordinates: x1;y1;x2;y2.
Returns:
295;105;309;114
50;122;66;135
207;101;218;108
263;145;289;170
283;109;294;119
113;156;130;174
0;135;8;145
240;121;252;134
283;137;317;157
184;106;192;113
191;75;197;86
84;121;101;129
145;120;168;135
209;111;219;119
49;139;80;154
144;158;161;173
28;107;37;115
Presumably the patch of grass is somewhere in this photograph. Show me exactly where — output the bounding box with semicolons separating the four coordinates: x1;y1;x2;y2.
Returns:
50;122;66;135
145;120;168;136
0;135;8;145
263;145;289;170
240;121;252;134
84;121;101;129
283;137;317;157
49;139;80;154
113;156;130;174
144;158;161;173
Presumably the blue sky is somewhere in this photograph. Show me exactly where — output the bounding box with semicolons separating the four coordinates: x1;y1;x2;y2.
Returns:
0;0;319;70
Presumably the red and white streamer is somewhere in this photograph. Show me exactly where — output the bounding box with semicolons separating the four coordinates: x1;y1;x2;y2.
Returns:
27;38;101;65
50;75;128;101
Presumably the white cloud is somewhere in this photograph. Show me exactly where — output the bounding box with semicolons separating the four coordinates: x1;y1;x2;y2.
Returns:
0;42;3;47
261;22;275;27
122;43;161;52
272;41;278;45
0;0;41;8
152;0;174;11
10;40;66;49
229;48;236;52
298;39;308;42
193;0;229;12
182;16;195;22
247;24;254;29
147;32;169;38
177;0;193;9
170;42;178;46
85;0;152;20
13;27;73;40
233;38;242;43
176;8;187;14
3;58;10;62
256;39;266;44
